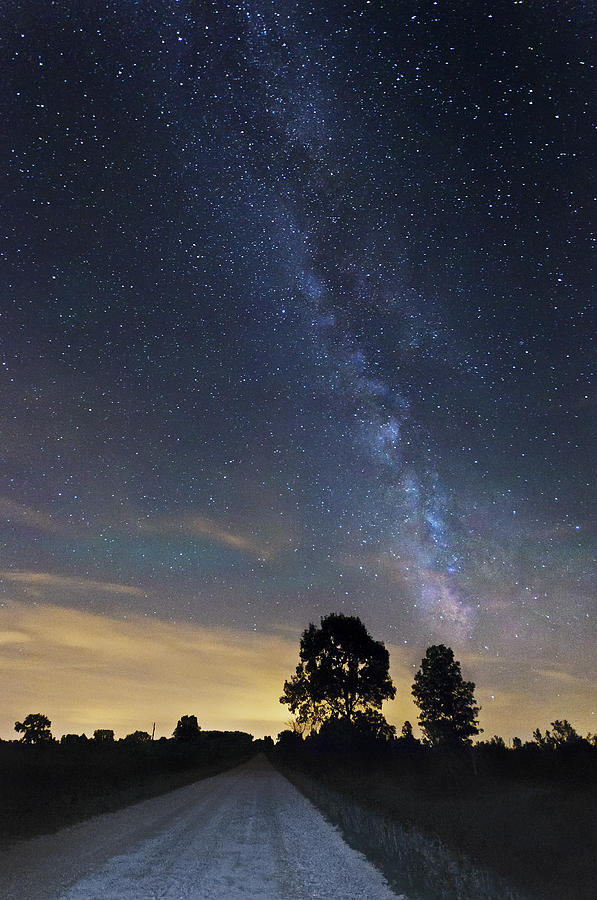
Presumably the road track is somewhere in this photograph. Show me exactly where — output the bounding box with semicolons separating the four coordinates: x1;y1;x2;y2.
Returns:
0;755;402;899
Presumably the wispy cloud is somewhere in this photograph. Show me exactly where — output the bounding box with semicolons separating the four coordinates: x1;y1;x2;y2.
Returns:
535;668;590;686
139;513;274;559
1;494;283;561
0;496;80;537
0;629;31;645
0;571;145;597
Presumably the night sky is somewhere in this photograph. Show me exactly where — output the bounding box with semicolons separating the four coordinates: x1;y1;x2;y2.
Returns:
1;0;595;740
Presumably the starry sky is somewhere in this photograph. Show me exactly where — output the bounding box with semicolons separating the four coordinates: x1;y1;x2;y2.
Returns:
1;0;595;740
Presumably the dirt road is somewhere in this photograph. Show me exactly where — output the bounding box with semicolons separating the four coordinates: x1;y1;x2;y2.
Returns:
0;755;402;899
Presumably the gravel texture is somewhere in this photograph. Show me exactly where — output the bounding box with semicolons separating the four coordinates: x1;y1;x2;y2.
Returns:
0;755;403;899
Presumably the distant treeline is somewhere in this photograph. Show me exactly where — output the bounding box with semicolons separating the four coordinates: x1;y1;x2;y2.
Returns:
8;711;263;747
275;714;597;759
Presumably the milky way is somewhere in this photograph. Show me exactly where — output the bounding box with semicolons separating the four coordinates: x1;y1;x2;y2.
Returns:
1;1;595;736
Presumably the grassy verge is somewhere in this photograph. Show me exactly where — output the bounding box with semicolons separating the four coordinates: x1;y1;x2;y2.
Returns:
0;737;255;844
277;760;526;900
273;746;596;900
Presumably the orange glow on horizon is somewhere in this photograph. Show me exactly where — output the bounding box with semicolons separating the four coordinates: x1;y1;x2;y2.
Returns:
0;598;593;742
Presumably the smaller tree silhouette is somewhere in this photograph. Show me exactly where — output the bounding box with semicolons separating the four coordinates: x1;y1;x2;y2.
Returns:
534;719;584;750
352;708;396;741
173;715;201;741
412;645;480;747
61;733;88;746
397;720;421;749
276;729;303;751
93;729;115;743
14;713;53;744
122;730;151;744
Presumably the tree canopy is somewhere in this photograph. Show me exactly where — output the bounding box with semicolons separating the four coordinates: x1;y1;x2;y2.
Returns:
14;713;53;744
280;613;396;731
533;719;585;750
173;714;201;741
412;644;480;747
123;730;152;744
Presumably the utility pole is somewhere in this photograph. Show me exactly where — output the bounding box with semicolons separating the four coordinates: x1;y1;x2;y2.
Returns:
151;722;156;741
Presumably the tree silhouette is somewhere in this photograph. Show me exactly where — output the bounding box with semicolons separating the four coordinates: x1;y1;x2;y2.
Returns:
93;729;114;743
547;719;582;747
352;708;396;741
280;613;395;731
533;719;584;749
173;715;201;741
14;713;53;744
60;733;88;746
276;729;304;751
123;730;151;744
397;720;420;750
401;720;414;740
412;645;480;747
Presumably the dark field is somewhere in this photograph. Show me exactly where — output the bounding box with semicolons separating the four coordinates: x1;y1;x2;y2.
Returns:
274;740;597;900
2;732;595;900
0;732;255;844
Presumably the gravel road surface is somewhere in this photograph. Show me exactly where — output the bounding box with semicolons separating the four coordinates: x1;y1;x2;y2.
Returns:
0;755;402;899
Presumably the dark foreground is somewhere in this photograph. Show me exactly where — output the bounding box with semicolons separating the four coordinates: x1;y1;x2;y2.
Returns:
274;739;597;900
0;732;254;842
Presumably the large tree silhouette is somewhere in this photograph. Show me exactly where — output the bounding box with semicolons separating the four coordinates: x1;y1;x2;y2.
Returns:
412;644;480;747
14;713;53;744
280;613;395;731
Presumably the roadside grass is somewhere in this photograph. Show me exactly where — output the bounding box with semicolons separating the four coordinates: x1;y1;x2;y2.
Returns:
274;746;596;900
280;763;526;900
0;736;255;844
